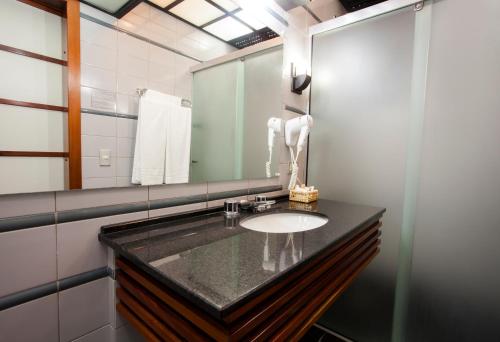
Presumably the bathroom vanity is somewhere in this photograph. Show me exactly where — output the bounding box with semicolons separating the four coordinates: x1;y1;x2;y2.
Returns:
100;198;384;341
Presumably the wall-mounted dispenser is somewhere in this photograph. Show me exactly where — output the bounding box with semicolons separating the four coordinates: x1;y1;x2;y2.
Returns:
291;63;311;94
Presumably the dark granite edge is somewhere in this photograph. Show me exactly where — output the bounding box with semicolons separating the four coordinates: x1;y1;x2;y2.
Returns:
0;267;112;311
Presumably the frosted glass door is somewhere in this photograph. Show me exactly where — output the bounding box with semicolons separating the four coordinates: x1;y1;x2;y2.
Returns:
191;61;240;182
308;7;416;341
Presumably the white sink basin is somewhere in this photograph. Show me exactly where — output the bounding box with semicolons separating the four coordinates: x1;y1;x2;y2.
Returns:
240;212;328;233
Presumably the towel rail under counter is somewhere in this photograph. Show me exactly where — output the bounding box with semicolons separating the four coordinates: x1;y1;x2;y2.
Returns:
136;88;192;108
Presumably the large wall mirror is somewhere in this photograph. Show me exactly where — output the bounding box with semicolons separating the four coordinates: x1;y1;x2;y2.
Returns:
0;0;287;195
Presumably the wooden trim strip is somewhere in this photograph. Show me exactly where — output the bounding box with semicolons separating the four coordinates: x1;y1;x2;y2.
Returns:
116;259;229;341
117;273;209;342
0;98;67;112
116;303;162;342
0;151;68;158
0;44;67;66
117;288;183;342
17;0;66;17
66;0;82;189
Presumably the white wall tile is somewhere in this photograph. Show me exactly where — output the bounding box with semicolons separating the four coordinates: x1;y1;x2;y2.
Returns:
59;278;110;342
117;118;137;138
73;325;112;342
0;192;54;219
117;138;135;157
56;187;148;211
149;182;207;200
117;53;148;78
81;17;118;47
116;94;139;115
57;210;148;278
83;177;116;189
207;179;249;194
0;226;57;297
149;202;206;218
82;41;117;71
116;157;133;177
117;73;147;96
118;33;149;60
116;177;135;188
82;157;116;179
149;45;175;66
81;64;117;92
0;294;59;342
82;135;116;157
82;114;117;137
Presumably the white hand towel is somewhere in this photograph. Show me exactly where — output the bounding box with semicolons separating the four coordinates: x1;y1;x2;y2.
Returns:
164;104;192;184
132;90;178;185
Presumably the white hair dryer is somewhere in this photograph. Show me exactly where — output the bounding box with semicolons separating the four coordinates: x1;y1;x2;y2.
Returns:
285;115;313;189
266;117;283;178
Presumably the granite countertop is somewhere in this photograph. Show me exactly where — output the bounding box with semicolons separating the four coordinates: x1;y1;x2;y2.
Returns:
99;198;385;319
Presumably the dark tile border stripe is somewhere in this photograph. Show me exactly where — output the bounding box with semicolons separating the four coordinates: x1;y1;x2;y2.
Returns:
207;189;250;201
0;213;56;233
57;201;149;224
0;186;283;232
58;267;109;291
149;194;207;210
0;282;57;311
0;267;112;311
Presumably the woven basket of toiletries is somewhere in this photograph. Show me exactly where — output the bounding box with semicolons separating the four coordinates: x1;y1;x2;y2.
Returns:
289;186;318;203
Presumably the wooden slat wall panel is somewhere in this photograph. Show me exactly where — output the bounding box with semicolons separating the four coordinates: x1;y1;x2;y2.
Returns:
0;44;67;66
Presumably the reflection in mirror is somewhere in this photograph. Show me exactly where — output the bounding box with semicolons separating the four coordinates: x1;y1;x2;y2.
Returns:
191;46;283;182
0;0;287;195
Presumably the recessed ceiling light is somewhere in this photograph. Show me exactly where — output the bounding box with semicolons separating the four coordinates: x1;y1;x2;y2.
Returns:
170;0;225;26
149;0;177;7
210;0;239;12
204;16;252;41
235;9;266;30
83;0;129;13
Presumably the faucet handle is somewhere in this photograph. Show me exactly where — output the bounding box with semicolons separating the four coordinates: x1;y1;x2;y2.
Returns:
224;200;240;217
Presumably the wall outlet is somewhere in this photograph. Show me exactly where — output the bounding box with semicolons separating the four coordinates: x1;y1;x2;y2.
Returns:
99;149;111;166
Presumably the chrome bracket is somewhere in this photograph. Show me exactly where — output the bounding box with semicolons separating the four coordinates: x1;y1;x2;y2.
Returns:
414;1;424;11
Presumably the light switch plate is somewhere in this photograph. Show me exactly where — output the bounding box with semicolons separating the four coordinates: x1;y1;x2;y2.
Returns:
99;149;111;166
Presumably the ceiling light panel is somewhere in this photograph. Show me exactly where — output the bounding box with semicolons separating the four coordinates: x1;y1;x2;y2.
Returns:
235;10;266;30
149;0;177;7
84;0;129;12
169;0;225;26
204;16;252;41
210;0;239;12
